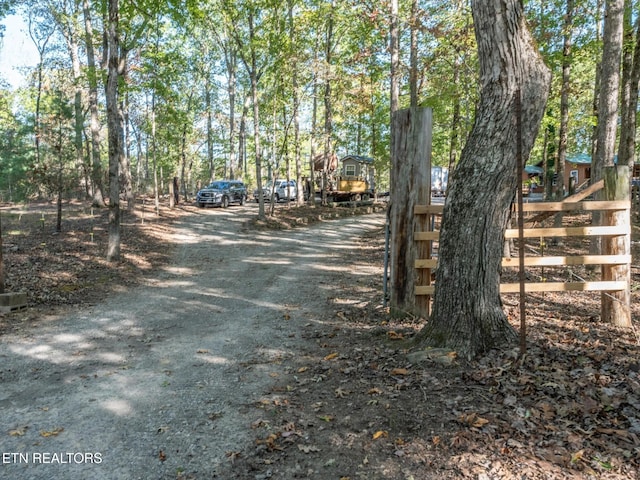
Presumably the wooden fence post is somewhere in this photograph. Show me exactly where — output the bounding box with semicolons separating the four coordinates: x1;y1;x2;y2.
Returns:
389;107;432;317
601;166;631;327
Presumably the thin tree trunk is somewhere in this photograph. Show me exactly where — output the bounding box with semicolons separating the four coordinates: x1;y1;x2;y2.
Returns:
553;0;574;241
309;38;319;207
322;1;336;207
288;0;303;204
409;0;418;108
82;0;106;207
239;92;250;177
28;16;53;168
414;0;551;359
62;21;87;202
121;86;134;211
248;12;265;219
205;78;214;182
106;0;121;261
225;46;237;179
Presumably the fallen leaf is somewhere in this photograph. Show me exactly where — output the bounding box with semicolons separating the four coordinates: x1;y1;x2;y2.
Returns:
387;331;404;340
9;426;28;436
335;387;349;398
196;349;210;354
158;450;166;462
571;450;585;464
40;427;64;437
373;430;388;440
472;417;489;428
297;366;309;373
324;352;338;361
390;368;409;376
458;413;489;428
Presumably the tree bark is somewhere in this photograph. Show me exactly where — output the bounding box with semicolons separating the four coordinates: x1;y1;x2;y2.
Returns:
591;0;624;259
248;11;265;219
82;0;106;207
618;3;640;172
409;0;418;108
594;0;624;176
106;0;121;261
322;0;335;207
414;0;551;359
553;0;574;239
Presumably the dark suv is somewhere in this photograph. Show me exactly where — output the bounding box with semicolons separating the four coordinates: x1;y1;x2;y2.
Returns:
196;180;247;208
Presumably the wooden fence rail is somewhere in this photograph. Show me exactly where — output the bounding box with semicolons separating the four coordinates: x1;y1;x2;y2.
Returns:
414;199;631;297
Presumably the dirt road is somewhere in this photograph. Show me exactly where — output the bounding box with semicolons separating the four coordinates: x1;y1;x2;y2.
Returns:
0;206;386;479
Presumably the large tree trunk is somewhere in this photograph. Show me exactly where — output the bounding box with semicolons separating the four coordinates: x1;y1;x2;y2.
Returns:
590;0;624;259
414;0;551;359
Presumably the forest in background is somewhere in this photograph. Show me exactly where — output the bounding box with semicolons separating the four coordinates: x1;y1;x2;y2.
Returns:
0;0;627;207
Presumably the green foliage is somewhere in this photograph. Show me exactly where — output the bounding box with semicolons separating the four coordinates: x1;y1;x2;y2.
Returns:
0;89;34;201
0;0;629;202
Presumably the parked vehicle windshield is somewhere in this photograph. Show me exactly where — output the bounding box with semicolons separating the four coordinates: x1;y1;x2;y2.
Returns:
209;181;228;189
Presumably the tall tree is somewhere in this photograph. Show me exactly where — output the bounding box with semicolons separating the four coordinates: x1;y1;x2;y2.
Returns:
414;0;552;358
321;0;335;207
556;0;573;199
593;0;624;181
106;0;122;261
618;0;640;173
27;5;55;166
82;0;106;207
589;0;624;258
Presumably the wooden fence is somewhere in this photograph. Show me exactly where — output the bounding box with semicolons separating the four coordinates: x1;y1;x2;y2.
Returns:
414;176;631;324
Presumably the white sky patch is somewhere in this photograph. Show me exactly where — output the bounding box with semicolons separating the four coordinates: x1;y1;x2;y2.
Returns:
0;14;39;89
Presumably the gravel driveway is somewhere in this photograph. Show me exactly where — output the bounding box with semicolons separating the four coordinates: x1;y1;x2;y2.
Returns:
0;206;385;479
